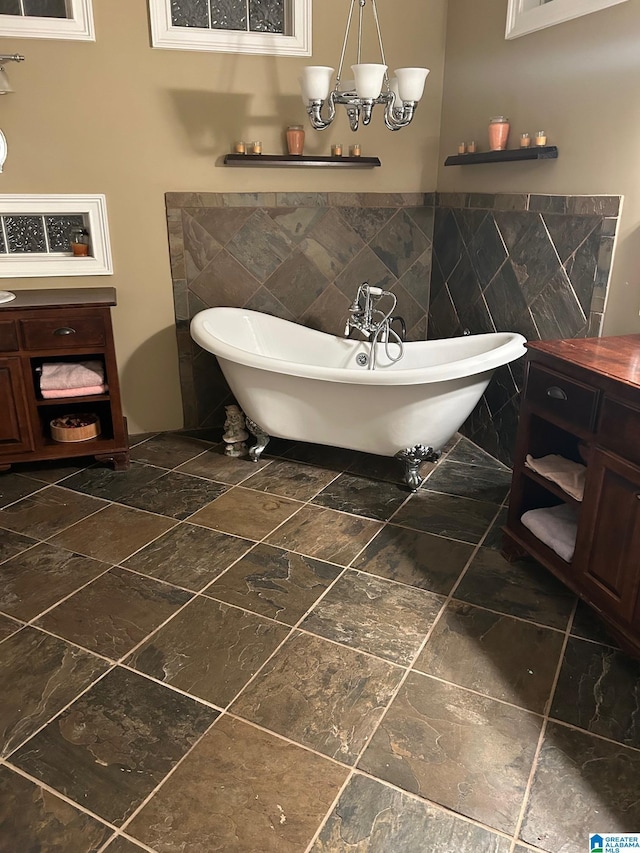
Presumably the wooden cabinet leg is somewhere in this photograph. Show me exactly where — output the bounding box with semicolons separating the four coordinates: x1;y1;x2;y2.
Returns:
94;451;130;471
501;530;529;563
0;463;12;473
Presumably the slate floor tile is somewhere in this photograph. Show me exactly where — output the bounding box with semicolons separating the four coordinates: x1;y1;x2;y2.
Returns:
423;461;512;505
359;673;542;834
0;613;22;643
311;774;512;853
116;470;227;519
302;569;444;665
0;529;37;563
102;836;147;853
16;458;90;484
231;630;403;764
36;567;192;660
0;472;42;508
454;547;575;630
11;667;217;826
177;443;271;484
414;601;565;713
206;542;342;624
520;722;640;853
123;523;253;591
312;472;409;521
188;487;302;540
266;505;382;565
283;442;357;472
61;462;165;502
242;458;337;500
128;432;213;468
482;505;509;551
0;765;112;853
392;491;499;543
0;627;108;757
446;436;511;470
49;504;177;564
0;486;106;540
352;523;474;595
550;637;640;748
127;715;348;853
0;543;110;622
570;599;619;647
126;595;289;706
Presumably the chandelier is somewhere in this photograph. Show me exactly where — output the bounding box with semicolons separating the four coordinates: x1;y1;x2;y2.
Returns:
300;0;429;132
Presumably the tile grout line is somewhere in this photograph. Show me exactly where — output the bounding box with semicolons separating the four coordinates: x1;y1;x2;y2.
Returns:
507;597;579;853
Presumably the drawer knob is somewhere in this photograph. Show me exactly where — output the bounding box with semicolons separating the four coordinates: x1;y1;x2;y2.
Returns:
546;386;568;401
53;327;76;336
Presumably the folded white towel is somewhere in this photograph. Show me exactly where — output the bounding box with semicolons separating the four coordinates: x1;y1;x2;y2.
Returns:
39;360;104;391
521;504;578;563
525;454;587;502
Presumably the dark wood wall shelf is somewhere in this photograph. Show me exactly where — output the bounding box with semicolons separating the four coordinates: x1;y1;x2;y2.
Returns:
223;153;381;168
444;145;558;166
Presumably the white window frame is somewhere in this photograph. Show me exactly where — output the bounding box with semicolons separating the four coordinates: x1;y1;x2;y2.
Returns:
0;194;113;278
0;0;95;41
148;0;311;56
506;0;628;39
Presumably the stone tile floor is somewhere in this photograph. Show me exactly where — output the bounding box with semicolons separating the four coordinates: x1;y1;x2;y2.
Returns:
0;432;639;853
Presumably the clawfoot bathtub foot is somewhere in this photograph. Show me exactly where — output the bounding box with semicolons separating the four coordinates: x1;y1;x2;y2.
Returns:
395;445;441;492
245;418;271;462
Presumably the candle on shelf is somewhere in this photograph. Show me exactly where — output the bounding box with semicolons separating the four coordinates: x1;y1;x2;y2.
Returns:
331;143;343;157
458;142;467;155
251;141;263;154
234;141;246;154
520;133;531;149
467;140;477;154
535;131;547;147
350;143;361;157
488;116;510;151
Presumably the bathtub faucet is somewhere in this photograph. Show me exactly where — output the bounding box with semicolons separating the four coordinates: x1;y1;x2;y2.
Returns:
345;282;405;369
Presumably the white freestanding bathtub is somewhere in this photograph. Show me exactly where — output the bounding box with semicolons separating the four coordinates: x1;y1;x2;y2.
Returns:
190;307;526;488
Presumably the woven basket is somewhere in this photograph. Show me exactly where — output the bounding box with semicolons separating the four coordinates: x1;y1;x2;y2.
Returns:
50;414;101;443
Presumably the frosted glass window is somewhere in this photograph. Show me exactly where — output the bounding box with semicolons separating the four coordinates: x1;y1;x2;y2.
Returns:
150;0;309;55
171;0;284;33
1;214;87;254
0;0;69;16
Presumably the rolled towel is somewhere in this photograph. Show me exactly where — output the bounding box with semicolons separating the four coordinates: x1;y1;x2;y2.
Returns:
525;454;586;502
521;503;578;563
39;360;104;391
41;384;107;399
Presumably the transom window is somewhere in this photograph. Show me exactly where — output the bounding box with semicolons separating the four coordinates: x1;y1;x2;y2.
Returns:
149;0;310;55
0;195;112;278
0;0;94;39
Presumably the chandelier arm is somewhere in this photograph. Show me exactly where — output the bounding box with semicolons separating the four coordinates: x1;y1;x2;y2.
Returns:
306;93;337;131
336;0;358;87
383;96;417;131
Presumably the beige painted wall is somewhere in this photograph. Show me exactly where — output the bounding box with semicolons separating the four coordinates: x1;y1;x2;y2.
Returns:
0;0;447;433
439;0;640;338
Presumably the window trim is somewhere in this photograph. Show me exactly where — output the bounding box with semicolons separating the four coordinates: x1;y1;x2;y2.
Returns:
0;194;113;278
0;0;95;41
148;0;311;56
506;0;628;39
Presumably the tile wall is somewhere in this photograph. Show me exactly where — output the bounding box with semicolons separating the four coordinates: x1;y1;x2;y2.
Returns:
166;192;435;431
166;191;620;466
429;193;621;464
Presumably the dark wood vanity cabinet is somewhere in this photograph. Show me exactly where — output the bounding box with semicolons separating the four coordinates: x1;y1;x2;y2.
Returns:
0;288;129;471
503;335;640;657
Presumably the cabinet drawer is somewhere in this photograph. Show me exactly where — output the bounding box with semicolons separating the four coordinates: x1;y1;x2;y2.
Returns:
598;397;640;467
20;316;106;351
0;320;18;352
526;363;599;431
